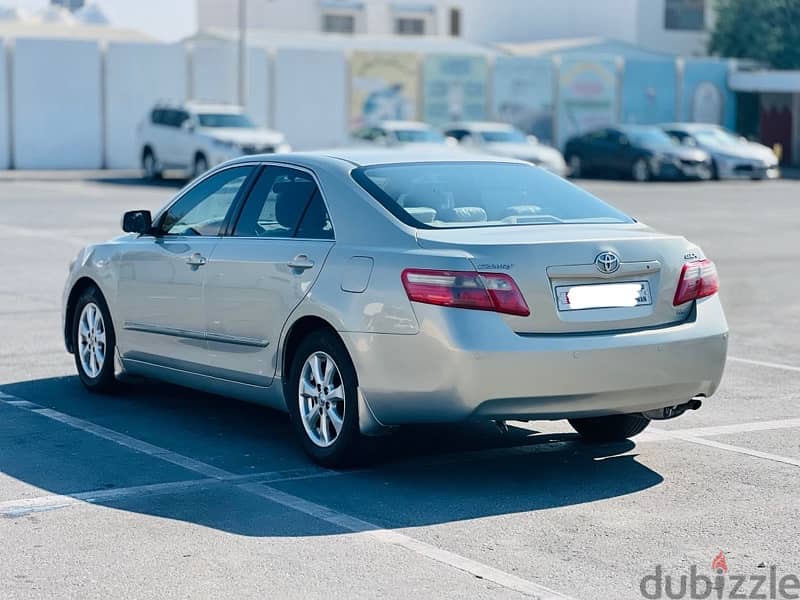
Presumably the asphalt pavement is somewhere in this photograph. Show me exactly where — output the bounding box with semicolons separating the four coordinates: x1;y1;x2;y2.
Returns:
0;174;798;600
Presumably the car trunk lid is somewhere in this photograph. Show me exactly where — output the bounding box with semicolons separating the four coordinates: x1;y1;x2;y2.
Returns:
416;223;695;334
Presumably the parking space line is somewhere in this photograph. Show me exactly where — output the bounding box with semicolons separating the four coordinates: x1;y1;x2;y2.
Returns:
239;482;576;600
652;418;800;438
728;356;800;373
0;393;576;599
649;428;800;468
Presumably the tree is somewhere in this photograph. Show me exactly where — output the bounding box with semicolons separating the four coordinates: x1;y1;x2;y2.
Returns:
710;0;800;69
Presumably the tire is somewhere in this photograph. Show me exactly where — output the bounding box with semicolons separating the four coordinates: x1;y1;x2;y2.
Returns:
710;159;720;181
286;329;362;467
568;413;650;442
71;286;118;393
631;158;651;182
568;155;582;178
193;154;209;179
142;148;161;181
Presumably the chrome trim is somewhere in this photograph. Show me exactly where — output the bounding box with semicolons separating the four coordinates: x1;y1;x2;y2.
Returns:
123;321;269;348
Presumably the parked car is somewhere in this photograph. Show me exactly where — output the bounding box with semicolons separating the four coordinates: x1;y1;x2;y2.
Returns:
564;125;713;182
137;102;291;180
443;121;567;176
660;123;780;180
351;120;448;147
62;149;728;467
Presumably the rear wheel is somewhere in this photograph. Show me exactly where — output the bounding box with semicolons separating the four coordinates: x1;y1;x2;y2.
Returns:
142;148;161;180
72;286;118;393
287;330;362;467
568;413;650;442
632;158;650;182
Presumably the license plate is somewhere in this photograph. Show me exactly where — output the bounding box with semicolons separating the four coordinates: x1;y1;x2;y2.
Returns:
555;281;652;311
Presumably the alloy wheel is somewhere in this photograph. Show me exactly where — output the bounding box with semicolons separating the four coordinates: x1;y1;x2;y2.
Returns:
77;302;106;378
298;351;345;448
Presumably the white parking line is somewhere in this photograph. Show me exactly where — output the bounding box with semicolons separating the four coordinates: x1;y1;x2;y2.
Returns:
728;356;800;373
0;393;577;599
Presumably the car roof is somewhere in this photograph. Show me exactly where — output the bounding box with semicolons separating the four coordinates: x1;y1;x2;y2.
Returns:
185;102;245;114
378;120;433;131
444;121;517;132
226;148;526;168
659;122;722;132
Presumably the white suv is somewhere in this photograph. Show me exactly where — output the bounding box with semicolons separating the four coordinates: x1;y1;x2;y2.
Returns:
137;102;291;179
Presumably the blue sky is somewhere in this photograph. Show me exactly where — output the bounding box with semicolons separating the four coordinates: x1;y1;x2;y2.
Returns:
4;0;197;41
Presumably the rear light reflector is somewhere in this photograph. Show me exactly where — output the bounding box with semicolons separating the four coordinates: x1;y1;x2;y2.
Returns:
673;259;719;306
401;269;530;317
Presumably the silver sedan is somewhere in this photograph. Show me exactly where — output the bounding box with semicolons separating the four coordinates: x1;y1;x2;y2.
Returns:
62;150;729;466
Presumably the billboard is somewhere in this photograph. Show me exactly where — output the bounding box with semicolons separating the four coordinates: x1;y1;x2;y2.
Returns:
621;58;677;125
350;51;419;130
492;56;554;144
556;56;619;149
422;54;488;126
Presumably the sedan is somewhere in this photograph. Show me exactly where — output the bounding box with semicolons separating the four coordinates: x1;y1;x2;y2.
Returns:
565;125;713;181
62;150;728;466
660;123;780;180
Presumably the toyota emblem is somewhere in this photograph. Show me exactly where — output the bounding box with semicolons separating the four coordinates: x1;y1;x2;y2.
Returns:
595;252;621;274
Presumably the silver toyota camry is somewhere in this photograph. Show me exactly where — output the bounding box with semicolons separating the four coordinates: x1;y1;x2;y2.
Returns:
62;149;728;466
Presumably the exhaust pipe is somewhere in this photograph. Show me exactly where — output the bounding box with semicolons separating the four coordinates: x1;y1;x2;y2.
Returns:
642;398;703;421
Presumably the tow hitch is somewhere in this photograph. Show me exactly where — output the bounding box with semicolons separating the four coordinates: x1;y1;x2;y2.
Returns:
641;398;703;420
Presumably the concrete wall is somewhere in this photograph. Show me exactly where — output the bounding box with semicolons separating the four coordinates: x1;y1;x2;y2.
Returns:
105;42;187;169
190;41;270;127
273;48;347;150
621;58;678;125
13;38;102;169
0;40;9;169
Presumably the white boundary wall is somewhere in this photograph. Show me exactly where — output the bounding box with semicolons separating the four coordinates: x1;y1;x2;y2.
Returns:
105;42;187;169
0;40;9;169
13;38;102;169
274;48;348;150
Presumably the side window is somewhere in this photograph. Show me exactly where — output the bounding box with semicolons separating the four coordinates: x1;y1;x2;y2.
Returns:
445;129;469;141
151;109;164;125
160;166;254;236
233;167;333;239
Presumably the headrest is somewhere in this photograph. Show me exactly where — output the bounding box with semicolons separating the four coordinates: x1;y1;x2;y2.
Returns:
274;181;317;228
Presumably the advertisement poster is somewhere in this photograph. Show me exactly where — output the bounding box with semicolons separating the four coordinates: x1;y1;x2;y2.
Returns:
492;56;554;144
621;58;677;125
422;54;488;126
556;57;619;149
350;51;419;130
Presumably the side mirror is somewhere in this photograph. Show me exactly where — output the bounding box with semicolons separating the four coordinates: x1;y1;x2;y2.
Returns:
182;120;195;133
122;210;152;234
527;135;539;145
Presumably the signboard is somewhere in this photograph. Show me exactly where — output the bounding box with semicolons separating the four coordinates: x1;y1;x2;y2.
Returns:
422;54;488;126
492;56;554;144
556;57;619;149
350;51;419;130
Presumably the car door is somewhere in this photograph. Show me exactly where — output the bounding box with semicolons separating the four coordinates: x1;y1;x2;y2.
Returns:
203;165;335;387
116;165;256;371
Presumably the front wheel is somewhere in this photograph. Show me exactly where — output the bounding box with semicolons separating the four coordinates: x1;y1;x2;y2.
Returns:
568;155;582;178
568;413;650;442
192;154;209;179
72;286;118;393
287;330;362;467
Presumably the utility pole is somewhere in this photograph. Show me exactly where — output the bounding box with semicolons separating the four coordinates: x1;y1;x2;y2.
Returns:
238;0;247;107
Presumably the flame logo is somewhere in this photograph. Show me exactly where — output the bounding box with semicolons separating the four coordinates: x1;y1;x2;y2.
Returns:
712;551;728;574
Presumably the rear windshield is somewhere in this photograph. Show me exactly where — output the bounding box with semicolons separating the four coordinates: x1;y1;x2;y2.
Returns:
352;162;633;229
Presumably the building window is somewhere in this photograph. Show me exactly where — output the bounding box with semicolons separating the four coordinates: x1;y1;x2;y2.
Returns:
322;13;356;33
449;8;461;36
664;0;706;31
395;17;426;35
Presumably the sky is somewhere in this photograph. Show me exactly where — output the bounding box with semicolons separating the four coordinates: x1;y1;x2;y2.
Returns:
3;0;198;41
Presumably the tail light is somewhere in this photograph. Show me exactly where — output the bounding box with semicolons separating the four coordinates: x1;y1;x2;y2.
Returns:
673;259;719;306
401;269;530;317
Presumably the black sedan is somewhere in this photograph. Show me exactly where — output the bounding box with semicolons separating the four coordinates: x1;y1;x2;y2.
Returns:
564;125;712;181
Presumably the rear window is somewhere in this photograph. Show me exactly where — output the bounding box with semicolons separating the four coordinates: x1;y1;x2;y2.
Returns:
352;162;633;229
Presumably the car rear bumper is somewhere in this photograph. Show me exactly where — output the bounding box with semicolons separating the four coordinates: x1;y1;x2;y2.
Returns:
343;295;728;426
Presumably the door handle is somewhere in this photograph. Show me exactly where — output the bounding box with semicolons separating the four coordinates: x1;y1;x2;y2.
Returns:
186;253;208;267
287;254;315;271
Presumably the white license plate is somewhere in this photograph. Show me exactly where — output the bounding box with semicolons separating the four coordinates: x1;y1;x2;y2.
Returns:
555;281;652;311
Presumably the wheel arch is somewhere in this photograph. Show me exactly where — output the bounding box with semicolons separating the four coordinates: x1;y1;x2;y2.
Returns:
280;315;346;397
64;276;104;354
